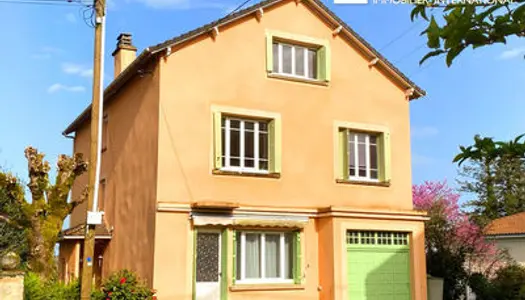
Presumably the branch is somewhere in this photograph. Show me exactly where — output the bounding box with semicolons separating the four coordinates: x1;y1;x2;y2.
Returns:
68;185;89;214
24;147;50;206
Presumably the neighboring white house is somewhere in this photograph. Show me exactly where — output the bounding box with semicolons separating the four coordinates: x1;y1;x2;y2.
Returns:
485;212;525;265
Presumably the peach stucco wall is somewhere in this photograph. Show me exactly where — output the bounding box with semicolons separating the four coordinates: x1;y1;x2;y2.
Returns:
69;62;160;284
156;0;413;211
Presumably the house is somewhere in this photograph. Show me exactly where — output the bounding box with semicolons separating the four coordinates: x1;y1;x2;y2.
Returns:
57;0;428;299
485;212;525;266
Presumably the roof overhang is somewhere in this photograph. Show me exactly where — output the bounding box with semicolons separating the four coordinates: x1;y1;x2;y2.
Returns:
63;0;425;135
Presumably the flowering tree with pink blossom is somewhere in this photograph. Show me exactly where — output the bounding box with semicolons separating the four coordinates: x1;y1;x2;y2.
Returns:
413;180;509;300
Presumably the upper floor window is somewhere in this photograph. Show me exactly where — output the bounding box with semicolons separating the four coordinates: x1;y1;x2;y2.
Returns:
221;116;269;172
348;131;379;181
265;31;330;83
272;42;317;80
336;123;391;185
212;107;282;177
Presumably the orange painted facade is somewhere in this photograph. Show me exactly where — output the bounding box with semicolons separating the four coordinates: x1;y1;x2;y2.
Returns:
60;0;428;299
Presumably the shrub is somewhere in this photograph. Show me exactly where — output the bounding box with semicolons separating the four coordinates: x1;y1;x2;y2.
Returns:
470;264;525;300
92;269;156;300
24;272;79;300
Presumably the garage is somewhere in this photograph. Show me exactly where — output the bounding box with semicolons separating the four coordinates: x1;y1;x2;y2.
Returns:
347;231;411;300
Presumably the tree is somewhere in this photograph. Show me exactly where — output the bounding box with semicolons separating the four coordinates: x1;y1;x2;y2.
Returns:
0;147;87;277
413;181;506;300
411;0;525;66
0;185;28;264
454;134;525;225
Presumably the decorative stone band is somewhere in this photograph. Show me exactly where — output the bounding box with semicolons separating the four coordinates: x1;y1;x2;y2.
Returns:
190;212;309;228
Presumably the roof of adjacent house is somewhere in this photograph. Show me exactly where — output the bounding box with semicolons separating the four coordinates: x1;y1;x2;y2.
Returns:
63;0;426;135
485;212;525;236
59;223;112;240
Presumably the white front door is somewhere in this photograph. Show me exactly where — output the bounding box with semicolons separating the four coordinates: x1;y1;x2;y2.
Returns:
195;231;221;300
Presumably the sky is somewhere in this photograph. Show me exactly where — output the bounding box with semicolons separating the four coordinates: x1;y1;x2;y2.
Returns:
0;0;524;204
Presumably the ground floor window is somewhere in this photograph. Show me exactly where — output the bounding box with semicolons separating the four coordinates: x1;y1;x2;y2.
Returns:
235;231;297;283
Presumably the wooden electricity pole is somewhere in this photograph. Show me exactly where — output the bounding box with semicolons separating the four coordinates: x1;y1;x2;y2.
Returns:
80;0;106;297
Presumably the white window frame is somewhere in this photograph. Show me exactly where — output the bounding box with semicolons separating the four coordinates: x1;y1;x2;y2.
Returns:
221;116;269;174
237;231;294;284
348;131;379;182
273;42;317;80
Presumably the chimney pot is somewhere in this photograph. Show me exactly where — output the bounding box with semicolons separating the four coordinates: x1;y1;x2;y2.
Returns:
112;33;137;78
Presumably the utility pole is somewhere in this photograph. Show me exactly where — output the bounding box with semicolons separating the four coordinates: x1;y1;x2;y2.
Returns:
80;0;106;297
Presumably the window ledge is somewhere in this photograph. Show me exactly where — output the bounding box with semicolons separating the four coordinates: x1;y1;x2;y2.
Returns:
336;179;390;187
230;284;304;292
213;169;281;179
267;72;328;86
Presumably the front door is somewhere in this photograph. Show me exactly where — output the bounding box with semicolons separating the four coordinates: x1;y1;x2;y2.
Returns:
195;230;221;300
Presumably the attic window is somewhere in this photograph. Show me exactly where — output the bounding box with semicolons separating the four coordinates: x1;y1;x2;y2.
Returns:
266;31;330;83
272;42;317;79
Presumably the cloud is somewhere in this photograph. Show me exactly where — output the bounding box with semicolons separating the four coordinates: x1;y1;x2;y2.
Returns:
412;153;436;166
47;84;86;93
132;0;230;9
499;47;525;60
31;46;64;59
62;63;93;78
65;13;76;23
411;126;439;139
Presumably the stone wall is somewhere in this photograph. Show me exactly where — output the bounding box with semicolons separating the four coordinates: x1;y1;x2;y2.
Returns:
0;271;24;300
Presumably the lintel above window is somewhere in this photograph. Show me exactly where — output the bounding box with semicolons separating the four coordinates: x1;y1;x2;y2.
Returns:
265;30;330;83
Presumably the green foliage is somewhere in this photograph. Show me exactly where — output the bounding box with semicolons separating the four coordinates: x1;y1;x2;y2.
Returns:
0;147;87;277
455;134;525;225
0;186;29;263
470;265;525;299
24;272;80;300
91;269;156;300
411;1;525;66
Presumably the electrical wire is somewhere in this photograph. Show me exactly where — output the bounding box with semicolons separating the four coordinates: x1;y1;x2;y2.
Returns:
378;19;424;51
225;0;253;18
393;42;426;64
0;0;91;6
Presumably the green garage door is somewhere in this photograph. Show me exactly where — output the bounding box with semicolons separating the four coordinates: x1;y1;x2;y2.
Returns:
347;231;411;300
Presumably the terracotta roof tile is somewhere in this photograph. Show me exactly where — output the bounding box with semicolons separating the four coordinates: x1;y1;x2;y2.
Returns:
485;212;525;236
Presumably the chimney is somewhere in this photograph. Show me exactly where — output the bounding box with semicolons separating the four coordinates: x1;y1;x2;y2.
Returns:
112;33;137;78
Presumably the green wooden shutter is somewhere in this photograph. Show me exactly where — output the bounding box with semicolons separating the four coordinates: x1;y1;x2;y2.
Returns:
338;129;348;179
317;45;331;82
293;231;302;284
232;231;237;285
379;132;392;183
269;118;282;173
220;230;228;300
213;112;222;169
266;33;274;72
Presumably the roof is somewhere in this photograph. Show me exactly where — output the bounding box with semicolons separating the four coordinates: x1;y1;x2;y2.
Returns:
59;223;112;240
485;212;525;236
63;0;426;135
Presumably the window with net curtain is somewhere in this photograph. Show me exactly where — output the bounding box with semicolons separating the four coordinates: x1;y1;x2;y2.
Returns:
236;231;294;283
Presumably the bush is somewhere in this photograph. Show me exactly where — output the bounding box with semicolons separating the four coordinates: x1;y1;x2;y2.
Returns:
91;269;156;300
470;265;525;300
24;272;79;300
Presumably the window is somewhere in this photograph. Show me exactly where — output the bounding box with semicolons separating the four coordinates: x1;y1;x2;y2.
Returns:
101;113;108;152
348;131;379;181
221;116;269;172
272;42;317;79
235;231;298;284
212;107;282;175
336;123;391;184
266;31;330;82
347;231;409;246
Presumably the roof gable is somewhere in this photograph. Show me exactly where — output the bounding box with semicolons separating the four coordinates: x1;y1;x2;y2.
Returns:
63;0;425;135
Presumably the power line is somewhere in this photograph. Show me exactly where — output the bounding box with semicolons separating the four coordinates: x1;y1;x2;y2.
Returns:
393;42;426;64
378;19;424;51
225;0;253;17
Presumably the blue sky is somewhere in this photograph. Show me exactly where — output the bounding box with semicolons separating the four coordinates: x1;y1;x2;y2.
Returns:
0;0;524;200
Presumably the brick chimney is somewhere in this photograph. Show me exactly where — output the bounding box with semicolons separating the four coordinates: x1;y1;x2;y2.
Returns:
112;33;137;78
